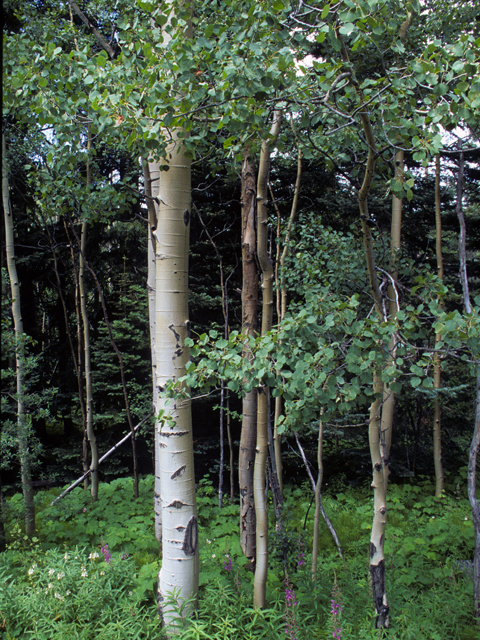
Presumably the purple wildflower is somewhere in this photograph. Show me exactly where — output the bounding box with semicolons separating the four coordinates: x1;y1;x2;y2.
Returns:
330;578;343;639
101;543;111;563
297;552;305;568
284;577;299;640
223;555;233;571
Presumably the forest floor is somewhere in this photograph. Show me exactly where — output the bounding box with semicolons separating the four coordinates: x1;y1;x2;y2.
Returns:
0;473;476;639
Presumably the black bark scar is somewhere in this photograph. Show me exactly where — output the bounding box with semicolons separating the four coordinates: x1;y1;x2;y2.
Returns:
182;516;198;556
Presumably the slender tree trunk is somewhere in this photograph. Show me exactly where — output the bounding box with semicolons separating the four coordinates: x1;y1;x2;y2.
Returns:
350;82;389;627
79;130;98;501
79;219;98;501
273;118;302;498
294;425;343;579
456;146;469;313
433;154;444;496
468;371;480;619
64;220;89;487
454;144;480;618
253;112;282;608
2;133;35;535
154;129;198;623
144;159;162;540
239;151;258;563
78;252;140;499
46;219;88;454
227;394;234;503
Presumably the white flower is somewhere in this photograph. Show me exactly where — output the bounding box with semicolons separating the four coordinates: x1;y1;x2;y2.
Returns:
129;591;133;596
57;572;65;580
89;552;99;560
66;590;71;596
64;553;69;561
81;568;88;577
48;583;53;590
465;517;468;521
48;569;55;576
212;554;216;558
28;567;35;576
206;538;211;544
100;571;105;576
54;592;64;601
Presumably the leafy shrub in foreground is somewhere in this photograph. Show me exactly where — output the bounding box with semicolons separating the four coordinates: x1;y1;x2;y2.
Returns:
0;545;163;640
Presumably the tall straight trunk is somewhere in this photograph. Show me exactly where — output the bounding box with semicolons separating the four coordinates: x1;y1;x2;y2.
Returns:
79;127;98;501
154;129;198;622
253;112;282;609
349;76;389;626
144;160;162;541
79;220;98;501
380;150;403;463
273;119;302;498
2;133;35;535
64;221;89;486
456;146;469;313
239;152;258;563
469;372;480;619
433;154;444;496
454;145;480;618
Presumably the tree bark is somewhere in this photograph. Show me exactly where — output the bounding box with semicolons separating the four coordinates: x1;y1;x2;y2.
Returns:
2;133;35;535
144;159;162;540
253;112;282;608
79;128;98;501
239;151;258;563
454;142;479;619
433;154;444;496
154;129;198;623
63;220;89;487
468;371;480;619
456;145;470;314
273;118;302;498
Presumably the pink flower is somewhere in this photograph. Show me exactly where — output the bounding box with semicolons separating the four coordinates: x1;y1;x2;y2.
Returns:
100;543;111;563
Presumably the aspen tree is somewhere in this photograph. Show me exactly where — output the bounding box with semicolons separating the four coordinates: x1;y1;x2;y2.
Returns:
79;127;99;501
2;133;35;536
253;112;282;608
239;152;258;563
144;160;162;541
153;2;198;625
433;154;444;497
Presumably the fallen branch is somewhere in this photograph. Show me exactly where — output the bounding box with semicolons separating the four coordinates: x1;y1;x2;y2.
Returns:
295;432;343;558
50;413;153;506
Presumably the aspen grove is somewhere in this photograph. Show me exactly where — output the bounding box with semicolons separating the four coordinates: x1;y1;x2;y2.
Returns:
2;0;480;637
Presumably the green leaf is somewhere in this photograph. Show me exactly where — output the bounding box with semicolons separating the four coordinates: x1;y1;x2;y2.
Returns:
339;23;355;36
321;4;330;19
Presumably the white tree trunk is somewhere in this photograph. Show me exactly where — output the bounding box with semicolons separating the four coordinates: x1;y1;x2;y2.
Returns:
144;159;162;541
2;133;35;535
154;132;198;623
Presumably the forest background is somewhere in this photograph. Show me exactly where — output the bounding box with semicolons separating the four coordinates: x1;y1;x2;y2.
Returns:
1;0;480;637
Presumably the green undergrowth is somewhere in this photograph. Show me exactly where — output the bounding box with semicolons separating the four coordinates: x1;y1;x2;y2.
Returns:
0;474;476;639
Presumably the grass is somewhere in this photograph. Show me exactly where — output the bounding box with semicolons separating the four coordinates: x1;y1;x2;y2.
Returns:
0;474;476;639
